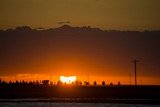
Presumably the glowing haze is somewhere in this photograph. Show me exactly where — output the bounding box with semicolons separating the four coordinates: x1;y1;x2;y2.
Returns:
0;26;160;85
60;76;77;84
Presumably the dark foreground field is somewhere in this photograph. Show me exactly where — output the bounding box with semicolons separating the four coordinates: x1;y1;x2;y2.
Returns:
0;85;160;104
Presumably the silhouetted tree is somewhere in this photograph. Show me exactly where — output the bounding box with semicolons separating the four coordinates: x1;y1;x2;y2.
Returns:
93;81;97;86
2;81;6;84
42;80;49;85
84;81;90;86
118;81;121;85
75;81;82;86
57;81;62;86
50;82;53;85
110;82;113;86
36;80;39;85
15;26;32;32
15;81;19;84
79;81;82;86
102;81;106;86
29;81;33;85
22;80;26;84
9;81;12;84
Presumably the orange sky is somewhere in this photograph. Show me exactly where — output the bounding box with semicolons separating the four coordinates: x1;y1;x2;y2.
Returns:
0;28;160;84
0;28;160;85
1;74;160;85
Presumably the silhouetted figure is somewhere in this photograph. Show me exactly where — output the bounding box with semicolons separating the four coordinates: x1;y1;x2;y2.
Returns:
102;81;106;86
93;81;97;86
0;79;1;84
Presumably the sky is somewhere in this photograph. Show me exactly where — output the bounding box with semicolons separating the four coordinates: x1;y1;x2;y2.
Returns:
0;0;160;30
0;0;160;85
0;27;160;85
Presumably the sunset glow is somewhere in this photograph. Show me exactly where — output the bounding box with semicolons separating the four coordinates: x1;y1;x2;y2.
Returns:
60;76;77;84
0;0;160;86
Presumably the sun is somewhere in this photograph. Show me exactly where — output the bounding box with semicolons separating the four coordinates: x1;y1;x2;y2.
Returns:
60;76;77;84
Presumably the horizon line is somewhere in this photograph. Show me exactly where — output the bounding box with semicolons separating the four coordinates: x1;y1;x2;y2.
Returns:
1;25;160;32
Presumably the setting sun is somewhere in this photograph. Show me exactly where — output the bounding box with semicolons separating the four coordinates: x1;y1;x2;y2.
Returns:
60;76;77;84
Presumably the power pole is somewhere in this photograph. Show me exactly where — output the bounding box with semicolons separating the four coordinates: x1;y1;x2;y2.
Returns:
15;74;17;82
50;73;52;83
131;59;140;85
87;74;89;83
129;72;132;85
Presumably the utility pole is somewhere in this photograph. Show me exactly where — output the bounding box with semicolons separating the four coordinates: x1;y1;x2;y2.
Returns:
50;73;52;83
131;59;140;85
129;72;132;85
15;74;17;82
87;74;89;83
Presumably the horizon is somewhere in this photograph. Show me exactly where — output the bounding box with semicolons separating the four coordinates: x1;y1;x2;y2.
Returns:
1;74;159;85
1;25;160;32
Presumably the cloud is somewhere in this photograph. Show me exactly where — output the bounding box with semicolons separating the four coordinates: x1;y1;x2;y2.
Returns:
57;21;70;25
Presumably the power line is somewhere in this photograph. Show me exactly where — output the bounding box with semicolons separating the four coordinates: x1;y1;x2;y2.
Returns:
131;59;140;85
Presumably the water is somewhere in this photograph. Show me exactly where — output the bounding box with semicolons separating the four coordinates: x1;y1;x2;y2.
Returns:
0;102;159;107
0;99;159;107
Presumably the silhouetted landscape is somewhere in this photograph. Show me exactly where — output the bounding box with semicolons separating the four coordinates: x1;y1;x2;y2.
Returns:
0;25;160;105
0;79;160;104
